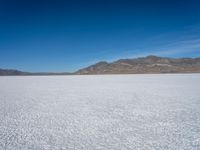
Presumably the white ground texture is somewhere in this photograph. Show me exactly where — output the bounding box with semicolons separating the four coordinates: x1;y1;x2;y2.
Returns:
0;74;200;150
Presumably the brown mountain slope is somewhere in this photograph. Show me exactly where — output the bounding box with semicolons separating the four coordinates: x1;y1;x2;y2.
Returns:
1;55;200;75
75;55;200;74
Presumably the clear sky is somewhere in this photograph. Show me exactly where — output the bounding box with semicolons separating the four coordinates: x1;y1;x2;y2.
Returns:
0;0;200;72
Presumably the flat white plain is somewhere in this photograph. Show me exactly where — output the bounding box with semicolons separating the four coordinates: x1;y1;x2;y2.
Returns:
0;74;200;150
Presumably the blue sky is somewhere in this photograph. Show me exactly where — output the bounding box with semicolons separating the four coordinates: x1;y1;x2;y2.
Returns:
0;0;200;72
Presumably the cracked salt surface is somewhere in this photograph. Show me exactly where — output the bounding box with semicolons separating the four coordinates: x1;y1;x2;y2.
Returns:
0;74;200;150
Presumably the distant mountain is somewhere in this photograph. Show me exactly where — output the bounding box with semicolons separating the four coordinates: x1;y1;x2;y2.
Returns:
1;55;200;75
76;55;200;74
0;68;71;76
0;69;30;76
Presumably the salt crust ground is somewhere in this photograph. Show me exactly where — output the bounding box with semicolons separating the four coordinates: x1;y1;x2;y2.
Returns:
0;74;200;150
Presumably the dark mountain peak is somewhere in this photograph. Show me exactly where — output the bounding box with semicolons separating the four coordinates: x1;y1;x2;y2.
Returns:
145;55;161;60
116;55;161;64
94;61;109;66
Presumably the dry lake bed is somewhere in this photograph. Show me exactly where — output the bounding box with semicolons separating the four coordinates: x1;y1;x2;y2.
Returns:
0;74;200;150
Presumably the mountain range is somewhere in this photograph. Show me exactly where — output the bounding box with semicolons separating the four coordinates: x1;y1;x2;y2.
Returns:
1;55;200;75
0;69;71;76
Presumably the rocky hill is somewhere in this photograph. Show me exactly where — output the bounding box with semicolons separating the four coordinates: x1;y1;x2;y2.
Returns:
1;55;200;75
76;55;200;74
